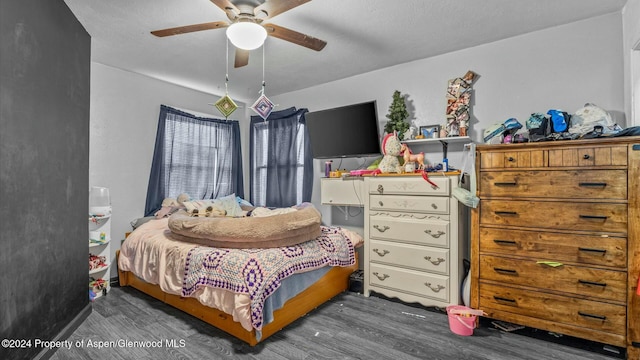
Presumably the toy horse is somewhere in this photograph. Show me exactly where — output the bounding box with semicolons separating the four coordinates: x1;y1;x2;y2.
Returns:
400;143;425;170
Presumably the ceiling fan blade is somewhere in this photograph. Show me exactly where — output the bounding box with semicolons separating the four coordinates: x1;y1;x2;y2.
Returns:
234;48;249;68
254;0;311;20
209;0;240;15
151;21;228;37
263;23;326;51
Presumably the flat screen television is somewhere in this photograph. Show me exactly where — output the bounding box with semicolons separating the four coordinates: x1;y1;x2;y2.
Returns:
305;101;381;159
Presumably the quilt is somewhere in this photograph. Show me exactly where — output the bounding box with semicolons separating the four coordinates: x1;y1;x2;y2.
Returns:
182;226;356;331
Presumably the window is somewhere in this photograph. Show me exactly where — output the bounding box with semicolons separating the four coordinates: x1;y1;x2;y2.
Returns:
250;107;313;208
144;105;243;216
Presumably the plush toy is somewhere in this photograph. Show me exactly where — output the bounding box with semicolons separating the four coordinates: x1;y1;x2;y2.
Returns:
376;131;403;174
156;193;191;218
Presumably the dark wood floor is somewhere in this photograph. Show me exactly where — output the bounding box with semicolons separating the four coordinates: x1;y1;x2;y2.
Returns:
49;286;624;360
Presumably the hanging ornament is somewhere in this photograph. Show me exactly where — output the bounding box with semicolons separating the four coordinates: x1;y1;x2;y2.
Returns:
250;43;274;120
214;39;238;119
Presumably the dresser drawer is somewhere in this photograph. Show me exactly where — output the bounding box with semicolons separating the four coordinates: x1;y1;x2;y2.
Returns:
479;228;626;268
369;239;450;275
480;200;627;233
479;150;546;169
369;212;450;247
480;255;626;302
479;283;626;335
369;263;449;302
548;145;627;167
479;170;627;200
370;194;449;214
368;177;450;196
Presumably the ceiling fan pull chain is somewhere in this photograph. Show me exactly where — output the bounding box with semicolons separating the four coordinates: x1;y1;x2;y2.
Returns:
262;43;266;94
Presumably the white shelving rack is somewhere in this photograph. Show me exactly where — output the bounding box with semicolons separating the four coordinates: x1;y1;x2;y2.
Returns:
89;187;111;299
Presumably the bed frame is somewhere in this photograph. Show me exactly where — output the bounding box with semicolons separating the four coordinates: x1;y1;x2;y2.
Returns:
116;250;358;346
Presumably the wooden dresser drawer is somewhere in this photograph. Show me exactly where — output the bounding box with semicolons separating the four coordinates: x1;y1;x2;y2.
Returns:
369;239;450;275
478;227;626;268
369;263;449;302
480;200;627;233
368;177;450;196
548;145;627;167
479;170;627;200
369;194;449;214
479;283;626;335
480;255;626;302
369;212;450;247
479;150;546;169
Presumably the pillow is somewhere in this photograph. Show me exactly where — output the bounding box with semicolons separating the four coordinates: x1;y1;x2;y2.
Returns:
183;194;245;217
182;200;225;217
216;193;244;217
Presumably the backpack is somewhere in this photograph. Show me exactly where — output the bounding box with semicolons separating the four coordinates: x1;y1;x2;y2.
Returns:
547;109;571;133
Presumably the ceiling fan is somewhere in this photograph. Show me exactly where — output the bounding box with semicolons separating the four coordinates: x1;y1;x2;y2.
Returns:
150;0;327;68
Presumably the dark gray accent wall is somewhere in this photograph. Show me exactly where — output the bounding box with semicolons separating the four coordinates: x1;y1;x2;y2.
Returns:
0;1;90;359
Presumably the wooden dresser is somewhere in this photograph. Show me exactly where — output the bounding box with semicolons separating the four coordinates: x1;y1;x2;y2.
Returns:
363;175;467;308
470;137;640;358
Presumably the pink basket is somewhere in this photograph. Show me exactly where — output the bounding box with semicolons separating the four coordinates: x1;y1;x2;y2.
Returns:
446;305;477;336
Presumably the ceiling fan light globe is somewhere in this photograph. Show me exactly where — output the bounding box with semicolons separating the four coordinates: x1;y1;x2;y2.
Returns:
226;22;267;50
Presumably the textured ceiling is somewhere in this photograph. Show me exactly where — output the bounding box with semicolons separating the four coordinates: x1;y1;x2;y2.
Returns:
64;0;627;103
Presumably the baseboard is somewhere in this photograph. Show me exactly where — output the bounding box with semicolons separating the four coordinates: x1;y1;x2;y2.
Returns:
33;303;91;360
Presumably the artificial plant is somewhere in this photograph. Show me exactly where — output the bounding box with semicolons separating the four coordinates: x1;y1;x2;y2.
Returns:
384;90;410;140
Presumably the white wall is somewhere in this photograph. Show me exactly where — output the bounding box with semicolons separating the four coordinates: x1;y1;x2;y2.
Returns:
623;0;640;125
89;11;631;270
89;63;246;277
272;13;625;226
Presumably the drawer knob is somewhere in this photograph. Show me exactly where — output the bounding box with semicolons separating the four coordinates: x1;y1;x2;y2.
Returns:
373;225;390;233
424;282;445;292
431;203;438;209
578;311;606;321
495;211;517;216
424;229;446;238
583;154;591;159
372;248;390;257
578;247;607;254
579;182;607;187
494;181;517;186
493;239;517;246
507;157;515;162
424;256;445;265
378;201;384;206
372;272;389;281
578;279;607;287
377;185;384;194
494;267;518;275
493;296;517;304
579;214;608;220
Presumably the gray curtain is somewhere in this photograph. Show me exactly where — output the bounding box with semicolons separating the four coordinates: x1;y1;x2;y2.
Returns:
250;107;312;207
145;105;243;216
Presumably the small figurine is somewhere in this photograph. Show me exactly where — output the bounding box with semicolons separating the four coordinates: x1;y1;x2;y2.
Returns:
400;143;426;170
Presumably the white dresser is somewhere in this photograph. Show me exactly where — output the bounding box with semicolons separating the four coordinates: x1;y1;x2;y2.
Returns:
362;175;466;307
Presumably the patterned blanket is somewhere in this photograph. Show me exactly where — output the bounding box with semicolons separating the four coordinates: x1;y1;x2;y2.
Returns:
182;226;356;331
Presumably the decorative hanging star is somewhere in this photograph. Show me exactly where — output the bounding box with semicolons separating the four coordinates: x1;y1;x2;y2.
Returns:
214;94;238;118
250;93;274;120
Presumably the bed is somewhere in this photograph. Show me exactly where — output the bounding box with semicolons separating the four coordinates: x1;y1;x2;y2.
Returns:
117;212;361;346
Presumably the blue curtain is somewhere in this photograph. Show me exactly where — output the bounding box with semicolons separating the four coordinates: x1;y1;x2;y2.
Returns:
250;107;313;207
144;105;243;216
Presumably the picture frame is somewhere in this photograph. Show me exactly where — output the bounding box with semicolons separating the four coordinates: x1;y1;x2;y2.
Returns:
420;124;440;139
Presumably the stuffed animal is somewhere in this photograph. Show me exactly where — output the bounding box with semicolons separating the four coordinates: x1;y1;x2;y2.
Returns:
376;131;403;174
